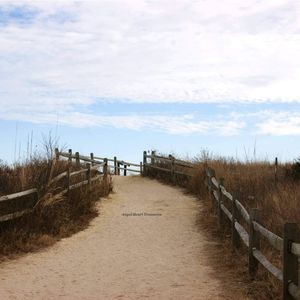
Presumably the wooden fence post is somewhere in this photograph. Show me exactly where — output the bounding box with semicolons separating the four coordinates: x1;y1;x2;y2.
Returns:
249;208;261;276
55;148;59;160
117;162;121;175
169;155;175;184
275;157;278;185
283;223;299;300
209;169;216;207
68;149;72;164
90;153;94;166
207;168;212;199
103;158;108;177
143;151;147;175
232;192;241;249
151;150;155;165
124;165;127;176
140;162;143;175
86;163;91;190
218;178;224;229
114;157;117;175
75;152;80;167
67;164;71;195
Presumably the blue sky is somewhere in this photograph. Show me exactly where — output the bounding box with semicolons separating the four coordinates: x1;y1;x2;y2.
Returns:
1;1;300;164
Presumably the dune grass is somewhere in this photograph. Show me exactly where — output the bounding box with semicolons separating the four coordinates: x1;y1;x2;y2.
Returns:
0;148;112;260
145;151;300;299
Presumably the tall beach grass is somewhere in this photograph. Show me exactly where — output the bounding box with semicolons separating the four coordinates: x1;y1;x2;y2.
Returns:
0;142;112;259
145;151;300;299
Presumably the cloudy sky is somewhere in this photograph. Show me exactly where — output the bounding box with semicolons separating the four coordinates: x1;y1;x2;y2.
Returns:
0;0;300;163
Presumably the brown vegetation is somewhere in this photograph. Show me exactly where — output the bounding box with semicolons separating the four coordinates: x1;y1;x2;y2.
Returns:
0;149;112;260
145;152;300;299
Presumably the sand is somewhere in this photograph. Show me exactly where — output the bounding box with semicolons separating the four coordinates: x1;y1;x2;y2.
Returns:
0;176;231;299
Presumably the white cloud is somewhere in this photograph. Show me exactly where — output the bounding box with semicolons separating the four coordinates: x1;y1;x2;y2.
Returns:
256;111;300;135
0;109;244;136
0;0;299;137
0;0;299;112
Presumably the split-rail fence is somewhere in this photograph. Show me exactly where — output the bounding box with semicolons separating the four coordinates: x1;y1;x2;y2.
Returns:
0;148;141;225
1;148;300;299
143;151;300;300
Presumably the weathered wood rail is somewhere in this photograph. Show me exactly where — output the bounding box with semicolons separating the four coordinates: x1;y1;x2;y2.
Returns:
48;152;107;203
2;149;300;299
0;187;38;222
143;151;300;300
0;148;143;224
0;149;115;224
57;149;143;176
143;150;194;180
205;167;300;299
0;165;101;223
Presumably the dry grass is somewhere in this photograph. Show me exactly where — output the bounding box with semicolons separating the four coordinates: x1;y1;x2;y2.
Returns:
145;152;300;299
0;150;113;260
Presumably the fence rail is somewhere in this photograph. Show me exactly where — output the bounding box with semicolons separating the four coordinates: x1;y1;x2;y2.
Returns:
205;167;300;300
143;151;300;300
3;149;299;299
143;151;194;179
0;149;115;224
0;188;37;203
56;149;142;176
145;153;194;168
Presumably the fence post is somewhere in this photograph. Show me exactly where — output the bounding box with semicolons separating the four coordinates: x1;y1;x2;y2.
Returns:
218;178;224;229
90;153;94;166
75;152;80;167
68;149;72;164
67;164;71;195
169;155;175;184
207;168;212;200
232;192;241;249
143;151;147;175
117;162;121;175
283;223;299;300
140;162;143;175
55;148;60;160
124;165;127;176
86;163;91;190
249;208;261;276
151;150;155;165
114;157;117;175
275;157;278;185
103;158;108;177
209;169;216;208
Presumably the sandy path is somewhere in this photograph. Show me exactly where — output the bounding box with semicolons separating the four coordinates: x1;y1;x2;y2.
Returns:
0;176;228;299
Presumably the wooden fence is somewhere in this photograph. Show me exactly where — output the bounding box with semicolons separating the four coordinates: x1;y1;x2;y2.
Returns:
2;149;299;299
57;149;143;176
0;149;112;224
143;150;194;180
0;148;143;224
143;151;300;300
